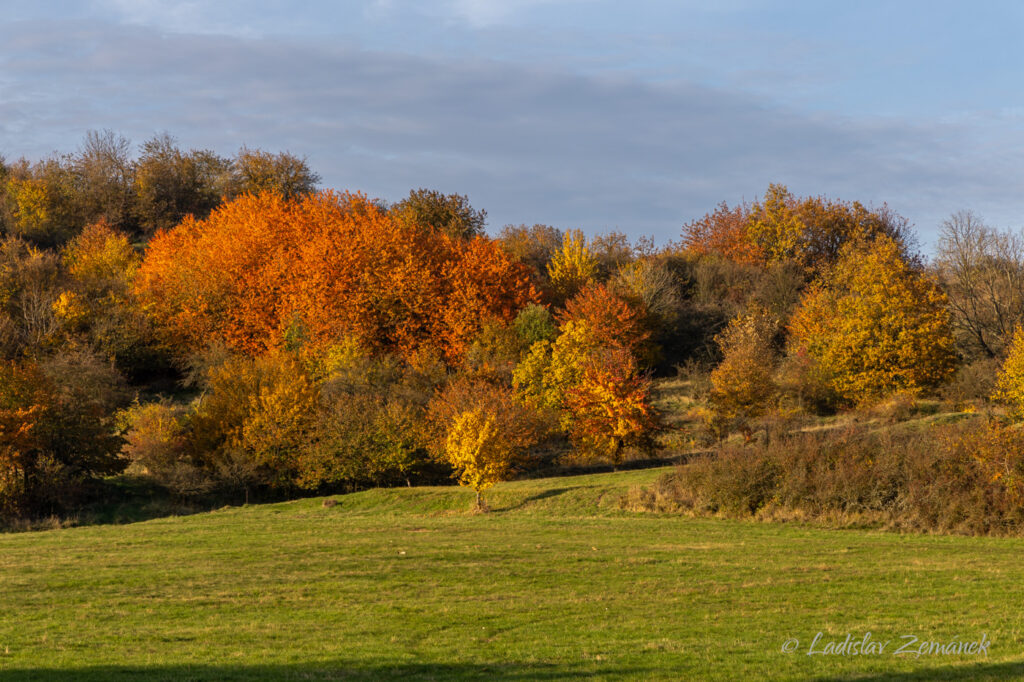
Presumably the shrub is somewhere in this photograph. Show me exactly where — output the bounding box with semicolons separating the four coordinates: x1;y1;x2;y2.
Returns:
707;307;779;438
118;400;210;498
297;393;428;490
628;418;1024;536
189;350;318;492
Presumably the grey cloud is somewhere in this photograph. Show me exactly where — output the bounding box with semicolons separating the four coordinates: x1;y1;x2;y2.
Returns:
0;19;1020;245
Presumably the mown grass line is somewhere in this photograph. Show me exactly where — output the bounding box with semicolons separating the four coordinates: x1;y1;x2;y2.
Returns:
1;468;1023;680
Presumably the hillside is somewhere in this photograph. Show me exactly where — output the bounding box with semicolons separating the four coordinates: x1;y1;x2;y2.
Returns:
2;469;1024;680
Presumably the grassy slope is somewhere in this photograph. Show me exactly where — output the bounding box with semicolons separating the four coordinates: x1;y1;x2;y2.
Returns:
2;469;1024;680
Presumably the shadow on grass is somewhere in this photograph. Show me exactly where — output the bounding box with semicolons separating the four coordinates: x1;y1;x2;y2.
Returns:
816;660;1024;681
497;487;571;512
0;661;655;681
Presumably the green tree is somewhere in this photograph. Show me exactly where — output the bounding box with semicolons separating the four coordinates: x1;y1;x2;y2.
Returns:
134;133;231;234
390;188;486;240
228;147;320;199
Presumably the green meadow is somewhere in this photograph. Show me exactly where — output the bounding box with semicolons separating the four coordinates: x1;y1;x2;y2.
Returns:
2;468;1023;681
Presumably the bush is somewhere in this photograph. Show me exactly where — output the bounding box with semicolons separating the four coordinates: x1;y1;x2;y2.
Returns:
706;307;779;438
297;393;428;490
118;400;210;499
627;418;1024;536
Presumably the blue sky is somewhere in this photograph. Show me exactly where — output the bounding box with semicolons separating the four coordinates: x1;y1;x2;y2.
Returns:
2;1;1022;248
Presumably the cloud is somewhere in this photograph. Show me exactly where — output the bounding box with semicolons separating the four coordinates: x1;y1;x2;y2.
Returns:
0;18;1020;245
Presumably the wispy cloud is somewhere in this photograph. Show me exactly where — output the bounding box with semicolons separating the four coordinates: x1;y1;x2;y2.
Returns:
0;18;1020;244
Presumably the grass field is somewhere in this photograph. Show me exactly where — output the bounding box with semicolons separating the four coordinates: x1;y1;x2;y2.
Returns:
2;468;1024;680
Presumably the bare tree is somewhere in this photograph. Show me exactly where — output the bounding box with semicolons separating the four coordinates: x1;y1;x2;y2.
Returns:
935;210;1024;359
75;130;136;231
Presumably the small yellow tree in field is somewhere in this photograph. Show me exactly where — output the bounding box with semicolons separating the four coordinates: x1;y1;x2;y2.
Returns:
993;325;1024;416
444;408;515;510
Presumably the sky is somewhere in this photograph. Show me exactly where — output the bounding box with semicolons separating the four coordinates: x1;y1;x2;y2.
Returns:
1;1;1023;249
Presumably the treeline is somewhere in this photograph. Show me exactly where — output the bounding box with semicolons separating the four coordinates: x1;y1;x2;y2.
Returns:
1;132;1024;521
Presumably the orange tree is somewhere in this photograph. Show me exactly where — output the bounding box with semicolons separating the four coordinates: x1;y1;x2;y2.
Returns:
558;283;650;357
135;191;538;363
566;347;658;466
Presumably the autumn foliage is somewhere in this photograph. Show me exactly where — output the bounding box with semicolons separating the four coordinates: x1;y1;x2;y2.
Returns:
566;348;657;465
708;307;779;437
682;184;914;272
5;130;1009;523
788;236;957;404
135;191;539;362
993;325;1024;415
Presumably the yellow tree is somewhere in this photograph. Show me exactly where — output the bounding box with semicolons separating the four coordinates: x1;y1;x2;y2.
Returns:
546;229;598;303
708;307;779;438
788;236;957;405
746;184;804;264
993;325;1024;416
444;408;516;510
512;320;600;427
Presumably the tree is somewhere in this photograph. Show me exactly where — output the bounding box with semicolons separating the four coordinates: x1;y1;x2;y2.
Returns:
566;347;658;466
611;258;682;327
546;229;598;303
498;224;563;283
0;236;63;356
0;351;128;519
513;303;556;349
134;133;231;234
559;283;650;357
437;236;541;361
298;393;426;490
228;147;320;200
427;377;552;466
513;320;600;423
56;221;163;376
590;230;634;277
2;156;80;246
935;211;1024;360
390;188;486;240
135;191;538;362
788;236;957;405
707;307;779;438
681;185;915;272
73;130;136;232
444;408;516;510
681;201;762;265
993;325;1024;416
